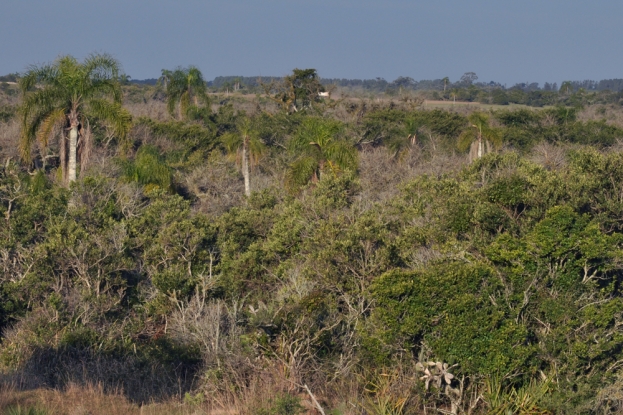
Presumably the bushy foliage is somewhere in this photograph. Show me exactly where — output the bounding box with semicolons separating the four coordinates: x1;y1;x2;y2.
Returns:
5;78;623;412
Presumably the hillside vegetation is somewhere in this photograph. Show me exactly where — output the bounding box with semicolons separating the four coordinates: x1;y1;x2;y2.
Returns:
2;61;623;414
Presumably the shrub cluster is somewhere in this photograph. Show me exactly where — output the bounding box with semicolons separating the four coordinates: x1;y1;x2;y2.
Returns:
2;77;623;413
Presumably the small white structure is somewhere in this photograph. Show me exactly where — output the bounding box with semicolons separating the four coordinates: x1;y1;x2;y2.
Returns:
318;91;330;98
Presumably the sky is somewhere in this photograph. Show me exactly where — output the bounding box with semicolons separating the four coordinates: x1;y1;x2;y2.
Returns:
1;0;622;86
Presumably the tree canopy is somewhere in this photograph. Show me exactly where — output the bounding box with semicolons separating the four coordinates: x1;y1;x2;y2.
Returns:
18;54;131;183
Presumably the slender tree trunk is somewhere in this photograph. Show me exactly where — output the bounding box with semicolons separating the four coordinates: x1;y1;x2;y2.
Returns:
68;126;78;183
477;134;483;159
67;107;80;184
242;138;250;197
317;158;325;182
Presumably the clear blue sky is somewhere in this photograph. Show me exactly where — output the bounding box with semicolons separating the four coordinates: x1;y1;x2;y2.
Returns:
2;0;622;86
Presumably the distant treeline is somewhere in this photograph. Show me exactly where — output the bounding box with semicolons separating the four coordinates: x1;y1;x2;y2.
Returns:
11;70;622;93
203;74;623;93
210;76;281;88
130;78;158;85
0;73;18;83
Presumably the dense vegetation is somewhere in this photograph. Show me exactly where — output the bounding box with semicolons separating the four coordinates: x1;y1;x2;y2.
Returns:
2;57;623;414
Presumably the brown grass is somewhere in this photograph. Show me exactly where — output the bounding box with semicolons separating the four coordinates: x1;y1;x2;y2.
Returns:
0;383;204;415
0;118;20;161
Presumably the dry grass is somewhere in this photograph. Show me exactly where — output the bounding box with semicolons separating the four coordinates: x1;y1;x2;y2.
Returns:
358;145;467;204
0;383;203;415
422;100;546;112
124;100;171;122
0;118;20;162
577;104;623;128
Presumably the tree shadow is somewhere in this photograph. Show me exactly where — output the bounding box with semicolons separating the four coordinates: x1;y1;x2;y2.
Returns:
1;343;200;404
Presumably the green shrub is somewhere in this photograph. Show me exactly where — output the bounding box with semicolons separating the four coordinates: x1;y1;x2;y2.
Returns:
255;393;304;415
5;406;48;415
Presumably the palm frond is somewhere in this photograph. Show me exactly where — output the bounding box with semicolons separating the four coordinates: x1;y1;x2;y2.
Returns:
481;124;502;148
220;132;242;162
248;137;266;167
237;117;253;138
19;127;36;164
404;117;421;136
385;135;411;159
466;112;502;149
324;140;357;171
36;108;66;152
180;90;191;118
126;145;173;190
291;117;342;152
166;91;178;116
162;66;210;119
457;128;477;152
87;78;123;103
83;53;121;81
22;87;67;116
187;66;210;106
87;99;132;142
19;63;59;91
19;104;63;162
286;156;319;189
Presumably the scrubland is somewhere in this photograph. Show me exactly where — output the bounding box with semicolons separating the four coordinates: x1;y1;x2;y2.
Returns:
2;80;623;414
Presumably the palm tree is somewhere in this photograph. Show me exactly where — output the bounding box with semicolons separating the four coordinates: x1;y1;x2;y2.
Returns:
559;81;573;96
158;69;172;89
450;88;458;104
19;53;132;184
442;77;450;94
458;112;501;162
286;118;357;189
386;116;421;159
160;66;210;119
221;118;266;197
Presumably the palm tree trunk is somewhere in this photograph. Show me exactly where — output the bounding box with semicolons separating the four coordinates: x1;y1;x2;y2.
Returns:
242;138;250;197
68;126;78;183
317;159;325;182
477;136;483;159
477;129;483;159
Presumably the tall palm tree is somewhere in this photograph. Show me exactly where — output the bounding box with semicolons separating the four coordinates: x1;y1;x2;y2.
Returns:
221;118;266;197
19;53;132;184
286;118;357;189
160;66;210;120
458;112;501;162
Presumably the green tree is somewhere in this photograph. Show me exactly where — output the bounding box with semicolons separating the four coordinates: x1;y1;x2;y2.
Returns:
121;144;173;191
559;81;573;96
160;66;210;120
19;54;132;184
442;76;450;94
264;68;325;114
221;118;266;197
458;112;501;161
459;71;478;86
286;117;357;189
